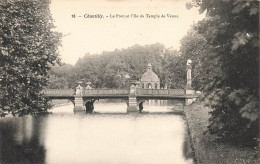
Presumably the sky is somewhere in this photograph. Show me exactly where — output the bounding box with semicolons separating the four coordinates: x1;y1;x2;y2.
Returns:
50;0;205;65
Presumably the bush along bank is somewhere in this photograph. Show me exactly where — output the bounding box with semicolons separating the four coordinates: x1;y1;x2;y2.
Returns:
184;102;259;164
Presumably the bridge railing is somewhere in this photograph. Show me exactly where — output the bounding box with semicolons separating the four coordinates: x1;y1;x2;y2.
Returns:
84;89;129;96
43;88;187;97
136;89;185;96
43;89;75;97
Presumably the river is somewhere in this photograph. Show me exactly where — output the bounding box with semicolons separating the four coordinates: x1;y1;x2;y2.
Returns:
0;100;194;164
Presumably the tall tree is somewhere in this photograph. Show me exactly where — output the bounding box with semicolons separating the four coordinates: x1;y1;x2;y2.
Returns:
0;0;61;116
178;26;219;90
163;49;186;89
189;0;259;146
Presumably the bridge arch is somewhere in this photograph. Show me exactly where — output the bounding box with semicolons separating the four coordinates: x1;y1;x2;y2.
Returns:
83;99;96;113
137;99;148;112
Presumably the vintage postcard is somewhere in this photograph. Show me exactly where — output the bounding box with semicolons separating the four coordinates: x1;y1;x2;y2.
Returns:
0;0;259;164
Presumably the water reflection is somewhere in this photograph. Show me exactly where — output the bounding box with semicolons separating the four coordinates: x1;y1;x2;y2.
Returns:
0;101;194;164
183;127;194;161
0;116;46;164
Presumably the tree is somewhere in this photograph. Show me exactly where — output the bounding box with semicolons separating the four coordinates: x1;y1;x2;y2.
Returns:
163;49;186;89
66;43;167;89
178;26;220;90
47;63;73;89
0;0;61;116
188;0;259;146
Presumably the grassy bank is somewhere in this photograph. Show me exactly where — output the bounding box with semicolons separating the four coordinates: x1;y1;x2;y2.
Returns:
184;102;259;164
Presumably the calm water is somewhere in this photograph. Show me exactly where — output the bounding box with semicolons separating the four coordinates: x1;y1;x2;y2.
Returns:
0;100;194;164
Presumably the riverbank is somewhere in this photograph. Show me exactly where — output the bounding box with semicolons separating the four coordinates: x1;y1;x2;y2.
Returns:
184;102;259;164
50;99;71;107
0;99;69;117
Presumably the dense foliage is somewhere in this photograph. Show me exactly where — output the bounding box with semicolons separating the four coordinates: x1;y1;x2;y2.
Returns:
0;0;61;116
187;0;259;146
49;43;179;89
164;27;218;90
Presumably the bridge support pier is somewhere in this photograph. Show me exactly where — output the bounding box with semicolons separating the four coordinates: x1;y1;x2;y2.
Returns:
185;89;195;105
127;96;138;113
74;96;85;112
185;98;193;105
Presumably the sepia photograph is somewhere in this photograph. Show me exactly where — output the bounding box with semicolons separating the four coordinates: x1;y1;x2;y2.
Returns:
0;0;259;163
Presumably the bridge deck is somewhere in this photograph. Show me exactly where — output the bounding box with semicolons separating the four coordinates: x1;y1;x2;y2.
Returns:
43;88;196;99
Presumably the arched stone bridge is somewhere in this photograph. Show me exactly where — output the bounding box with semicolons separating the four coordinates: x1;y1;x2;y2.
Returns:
43;88;198;113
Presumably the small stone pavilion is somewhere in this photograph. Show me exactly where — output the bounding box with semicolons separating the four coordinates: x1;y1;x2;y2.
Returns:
140;63;160;89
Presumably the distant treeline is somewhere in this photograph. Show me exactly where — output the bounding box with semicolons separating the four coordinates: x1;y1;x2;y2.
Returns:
47;43;196;90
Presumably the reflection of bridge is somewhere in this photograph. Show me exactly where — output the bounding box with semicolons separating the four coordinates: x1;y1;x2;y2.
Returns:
43;88;198;113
